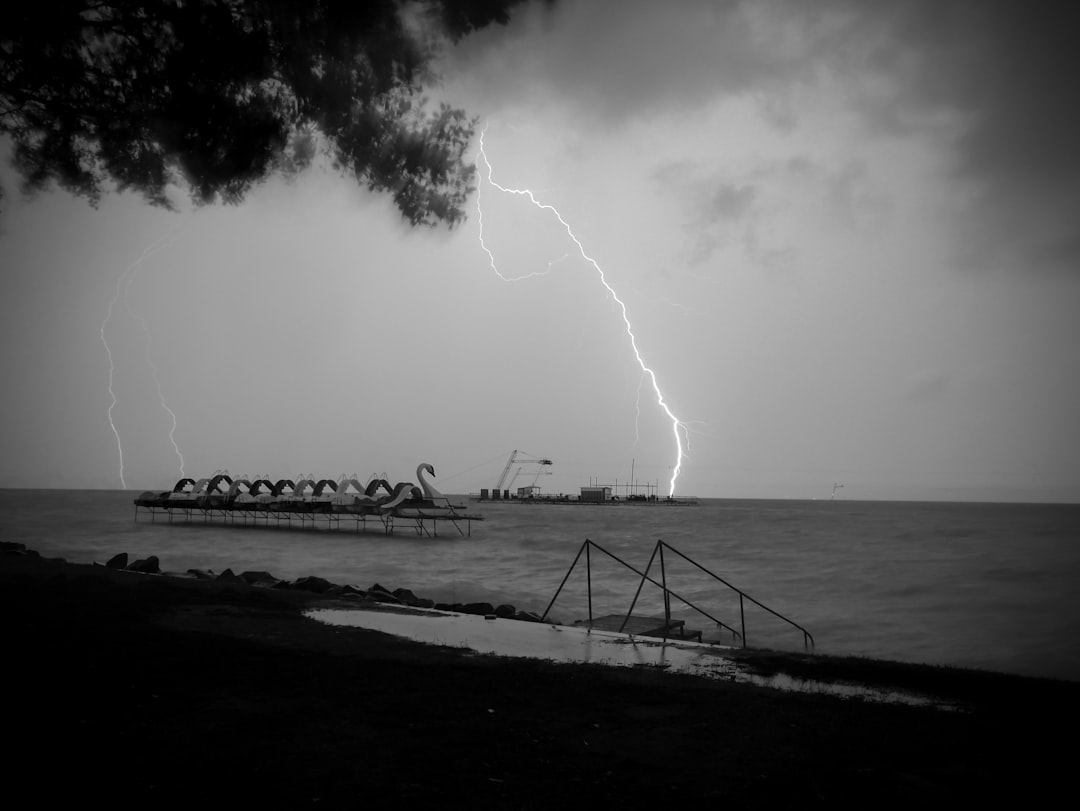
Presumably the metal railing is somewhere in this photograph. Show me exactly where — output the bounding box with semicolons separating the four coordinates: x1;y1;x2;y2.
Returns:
541;538;815;652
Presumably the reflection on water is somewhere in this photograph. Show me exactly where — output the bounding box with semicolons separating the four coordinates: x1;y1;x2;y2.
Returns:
308;607;958;710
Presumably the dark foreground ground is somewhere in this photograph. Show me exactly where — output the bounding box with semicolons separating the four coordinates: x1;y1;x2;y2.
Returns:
3;548;1075;808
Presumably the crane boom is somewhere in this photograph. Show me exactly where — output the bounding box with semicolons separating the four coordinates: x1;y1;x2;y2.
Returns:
494;450;552;490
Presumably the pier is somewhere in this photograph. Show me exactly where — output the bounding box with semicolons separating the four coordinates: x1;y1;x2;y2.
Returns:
133;501;480;538
133;467;483;538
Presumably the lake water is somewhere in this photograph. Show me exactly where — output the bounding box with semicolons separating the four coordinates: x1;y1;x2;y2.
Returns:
3;489;1078;682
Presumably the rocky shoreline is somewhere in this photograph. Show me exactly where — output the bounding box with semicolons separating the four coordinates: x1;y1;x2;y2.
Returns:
4;539;1075;805
87;546;549;623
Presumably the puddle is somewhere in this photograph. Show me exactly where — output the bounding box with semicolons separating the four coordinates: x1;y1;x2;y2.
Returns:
308;607;959;710
743;672;960;708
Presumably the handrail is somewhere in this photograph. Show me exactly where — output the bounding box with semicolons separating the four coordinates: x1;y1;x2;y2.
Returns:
655;541;814;651
540;538;815;652
541;539;745;644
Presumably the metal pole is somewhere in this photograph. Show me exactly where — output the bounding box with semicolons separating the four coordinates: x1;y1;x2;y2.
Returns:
740;593;747;648
586;541;593;626
660;541;813;649
620;541;660;633
660;541;670;640
540;538;589;622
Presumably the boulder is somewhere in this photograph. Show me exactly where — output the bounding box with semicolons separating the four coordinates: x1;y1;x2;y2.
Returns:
240;570;278;586
369;590;403;605
462;602;495;616
392;587;420;606
368;584;404;604
1;542;39;557
127;556;160;574
105;552;128;569
494;604;516;618
291;575;334;594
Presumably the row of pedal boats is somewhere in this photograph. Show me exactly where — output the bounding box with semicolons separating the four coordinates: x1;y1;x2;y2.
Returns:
134;462;465;517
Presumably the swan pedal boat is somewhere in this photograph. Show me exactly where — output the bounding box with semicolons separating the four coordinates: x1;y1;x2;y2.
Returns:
134;463;467;519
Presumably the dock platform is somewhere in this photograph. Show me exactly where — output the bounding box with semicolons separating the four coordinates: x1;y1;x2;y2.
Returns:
577;614;703;642
133;468;483;538
133;502;482;538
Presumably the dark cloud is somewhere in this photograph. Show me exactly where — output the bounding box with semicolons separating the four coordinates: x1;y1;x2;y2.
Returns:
905;369;953;402
444;0;817;121
654;162;761;263
656;154;892;269
813;0;1080;272
450;0;1079;272
826;162;892;233
709;184;757;220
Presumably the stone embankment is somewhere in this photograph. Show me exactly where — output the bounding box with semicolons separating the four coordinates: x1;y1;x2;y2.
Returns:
1;543;546;624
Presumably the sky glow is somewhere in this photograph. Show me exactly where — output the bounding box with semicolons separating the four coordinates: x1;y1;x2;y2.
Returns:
1;0;1078;502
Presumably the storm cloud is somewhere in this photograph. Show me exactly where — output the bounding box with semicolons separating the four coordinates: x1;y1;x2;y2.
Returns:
448;0;1079;273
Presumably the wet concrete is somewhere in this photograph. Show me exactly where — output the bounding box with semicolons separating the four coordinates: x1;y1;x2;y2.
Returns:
308;606;960;710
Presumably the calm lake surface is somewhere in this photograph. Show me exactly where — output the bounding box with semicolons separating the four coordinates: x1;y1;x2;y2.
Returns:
3;489;1078;682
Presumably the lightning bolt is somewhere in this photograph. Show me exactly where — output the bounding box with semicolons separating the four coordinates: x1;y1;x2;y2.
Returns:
476;128;689;495
101;293;126;490
633;371;646;448
100;233;184;489
122;263;185;478
635;292;693;316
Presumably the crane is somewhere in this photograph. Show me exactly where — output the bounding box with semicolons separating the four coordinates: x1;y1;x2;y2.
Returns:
506;464;553;492
494;450;553;491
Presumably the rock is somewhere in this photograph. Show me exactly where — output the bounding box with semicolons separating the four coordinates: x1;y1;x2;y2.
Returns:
369;590;403;605
127;555;160;574
105;552;128;569
341;584;366;597
434;603;454;612
414;597;435;610
216;568;245;583
368;584;404;604
392;587;420;606
494;603;516;618
1;542;39;557
462;602;495;616
186;568;216;580
291;575;334;594
240;570;278;586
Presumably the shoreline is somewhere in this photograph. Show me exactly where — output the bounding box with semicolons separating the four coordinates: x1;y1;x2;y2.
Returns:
4;542;1074;804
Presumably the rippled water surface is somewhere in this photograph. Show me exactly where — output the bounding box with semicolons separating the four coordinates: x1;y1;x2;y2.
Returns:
3;490;1078;681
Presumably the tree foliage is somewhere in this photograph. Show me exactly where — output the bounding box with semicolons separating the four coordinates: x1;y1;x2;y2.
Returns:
0;0;529;226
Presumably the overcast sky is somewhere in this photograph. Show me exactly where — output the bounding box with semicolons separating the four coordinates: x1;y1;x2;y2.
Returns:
2;0;1078;501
